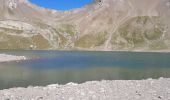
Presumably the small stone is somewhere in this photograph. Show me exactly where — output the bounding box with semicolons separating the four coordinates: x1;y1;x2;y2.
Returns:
29;45;34;49
69;97;74;100
34;86;39;89
147;78;153;80
47;84;59;89
37;96;43;100
159;77;164;80
100;88;105;93
135;91;141;96
136;84;141;87
153;93;157;96
42;87;47;90
167;90;170;94
81;92;85;96
135;95;141;99
67;82;78;86
92;95;97;99
158;96;163;99
27;86;33;88
89;91;94;94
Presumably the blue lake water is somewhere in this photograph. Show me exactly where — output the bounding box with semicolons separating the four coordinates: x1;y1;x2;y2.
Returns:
0;51;170;89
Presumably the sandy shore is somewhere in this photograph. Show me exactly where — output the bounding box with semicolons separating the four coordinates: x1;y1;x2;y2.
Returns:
0;78;169;100
0;54;26;62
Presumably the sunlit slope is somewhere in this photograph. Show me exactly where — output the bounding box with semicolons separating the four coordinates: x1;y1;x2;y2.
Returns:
0;0;170;51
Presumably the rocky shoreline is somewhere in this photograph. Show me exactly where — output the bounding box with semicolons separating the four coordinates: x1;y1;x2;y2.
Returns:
0;78;169;100
0;54;26;62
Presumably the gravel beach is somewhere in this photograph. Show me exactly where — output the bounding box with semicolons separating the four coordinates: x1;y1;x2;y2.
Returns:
0;78;170;100
0;54;26;62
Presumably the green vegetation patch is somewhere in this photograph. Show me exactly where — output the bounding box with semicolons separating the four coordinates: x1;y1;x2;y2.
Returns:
0;33;32;49
149;40;167;50
136;16;150;24
32;34;51;49
0;30;51;50
112;16;165;49
75;32;107;48
59;24;76;36
144;27;163;40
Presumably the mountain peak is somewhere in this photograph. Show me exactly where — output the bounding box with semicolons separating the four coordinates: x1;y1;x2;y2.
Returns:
8;0;18;9
2;0;28;10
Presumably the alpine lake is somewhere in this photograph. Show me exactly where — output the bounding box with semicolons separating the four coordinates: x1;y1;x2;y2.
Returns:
0;50;170;89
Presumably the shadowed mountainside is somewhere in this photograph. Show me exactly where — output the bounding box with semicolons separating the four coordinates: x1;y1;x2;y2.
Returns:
0;0;170;51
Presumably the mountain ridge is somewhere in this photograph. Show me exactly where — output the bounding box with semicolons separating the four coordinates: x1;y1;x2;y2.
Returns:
0;0;170;51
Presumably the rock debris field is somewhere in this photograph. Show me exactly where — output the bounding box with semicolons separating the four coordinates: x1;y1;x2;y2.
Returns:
0;78;170;100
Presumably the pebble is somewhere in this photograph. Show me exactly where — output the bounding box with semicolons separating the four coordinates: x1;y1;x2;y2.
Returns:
135;91;141;96
67;82;78;86
100;88;105;93
89;91;94;94
36;96;43;100
147;78;153;80
81;92;85;96
135;95;141;99
0;79;170;100
47;84;59;89
158;96;163;99
69;97;74;100
159;77;164;80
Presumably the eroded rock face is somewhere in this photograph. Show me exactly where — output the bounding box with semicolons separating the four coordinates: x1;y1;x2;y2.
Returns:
0;0;170;51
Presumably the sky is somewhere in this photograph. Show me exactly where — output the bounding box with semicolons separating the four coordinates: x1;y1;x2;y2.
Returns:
29;0;93;10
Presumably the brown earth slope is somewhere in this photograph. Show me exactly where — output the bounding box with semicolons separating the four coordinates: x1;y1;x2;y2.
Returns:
0;0;170;51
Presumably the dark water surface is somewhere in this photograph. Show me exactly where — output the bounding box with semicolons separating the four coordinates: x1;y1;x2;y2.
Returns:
0;50;170;89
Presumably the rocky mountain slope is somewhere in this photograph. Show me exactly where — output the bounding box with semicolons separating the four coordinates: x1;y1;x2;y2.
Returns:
0;0;170;51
